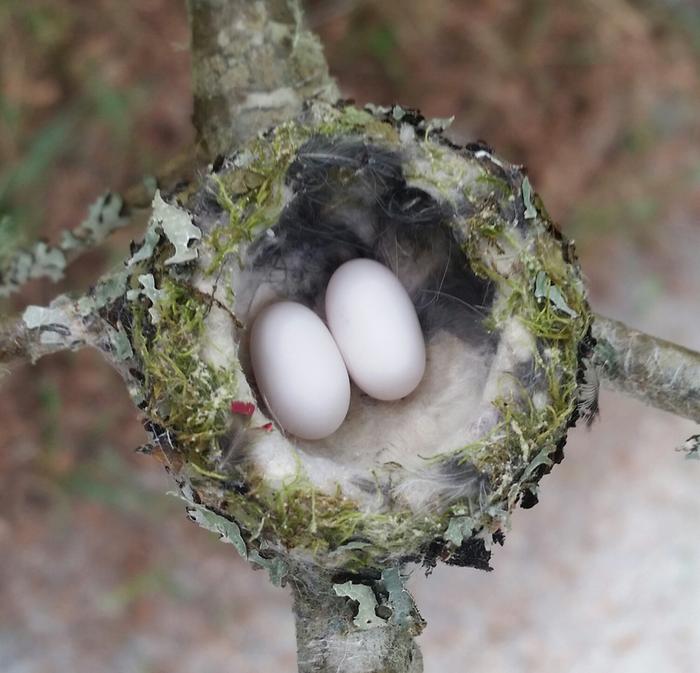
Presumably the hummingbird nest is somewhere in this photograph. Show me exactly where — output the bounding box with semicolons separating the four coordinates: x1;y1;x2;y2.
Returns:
97;101;593;582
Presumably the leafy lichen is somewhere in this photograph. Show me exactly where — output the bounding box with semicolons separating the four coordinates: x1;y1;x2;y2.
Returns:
334;581;387;630
1;192;128;297
177;493;288;586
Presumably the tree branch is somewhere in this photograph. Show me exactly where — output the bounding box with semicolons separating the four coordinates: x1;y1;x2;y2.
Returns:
292;570;423;673
0;151;194;298
592;314;700;423
187;0;339;157
0;194;130;298
0;296;92;366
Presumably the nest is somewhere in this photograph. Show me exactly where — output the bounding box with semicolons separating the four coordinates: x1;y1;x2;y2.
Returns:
112;101;593;578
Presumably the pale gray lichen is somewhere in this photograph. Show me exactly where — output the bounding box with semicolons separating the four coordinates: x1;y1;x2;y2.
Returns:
380;568;421;630
176;493;288;586
151;190;202;265
107;323;134;361
444;516;478;547
17;296;91;365
77;270;129;317
0;192;129;297
522;176;538;219
333;582;387;630
128;223;161;268
64;192;126;245
31;243;66;281
126;274;168;323
332;569;422;633
187;499;248;556
22;304;74;345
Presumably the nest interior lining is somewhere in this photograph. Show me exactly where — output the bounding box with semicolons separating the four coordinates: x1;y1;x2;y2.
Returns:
214;137;539;512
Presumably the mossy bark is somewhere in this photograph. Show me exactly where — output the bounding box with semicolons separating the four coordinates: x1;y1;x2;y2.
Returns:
187;0;339;157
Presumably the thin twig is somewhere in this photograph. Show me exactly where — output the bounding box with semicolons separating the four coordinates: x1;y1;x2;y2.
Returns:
0;151;194;298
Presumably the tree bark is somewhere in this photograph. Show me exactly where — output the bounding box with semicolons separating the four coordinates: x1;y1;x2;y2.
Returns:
187;0;339;157
592;314;700;423
292;571;423;673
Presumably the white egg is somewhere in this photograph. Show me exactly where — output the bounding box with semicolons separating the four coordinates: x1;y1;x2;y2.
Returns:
325;258;426;401
250;301;351;440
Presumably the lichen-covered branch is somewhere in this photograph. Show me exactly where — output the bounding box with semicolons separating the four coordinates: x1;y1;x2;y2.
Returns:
292;567;424;673
0;194;129;298
592;314;700;423
187;0;339;157
0;152;193;297
1;271;144;410
0;296;92;366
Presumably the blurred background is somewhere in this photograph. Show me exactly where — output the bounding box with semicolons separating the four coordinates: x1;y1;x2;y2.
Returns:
1;0;700;671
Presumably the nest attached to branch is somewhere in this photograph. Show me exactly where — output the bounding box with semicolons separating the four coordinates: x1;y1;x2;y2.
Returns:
106;101;593;581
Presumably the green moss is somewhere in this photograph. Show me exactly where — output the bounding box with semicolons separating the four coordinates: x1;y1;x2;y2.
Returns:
317;105;399;142
204;106;404;276
475;173;512;197
448;181;589;514
131;276;238;457
204;122;310;272
198;461;451;569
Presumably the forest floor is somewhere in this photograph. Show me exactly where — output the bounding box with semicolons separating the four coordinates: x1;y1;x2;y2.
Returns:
1;1;700;671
